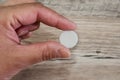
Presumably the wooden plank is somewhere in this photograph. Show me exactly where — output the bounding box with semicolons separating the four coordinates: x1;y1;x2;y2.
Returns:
11;16;120;80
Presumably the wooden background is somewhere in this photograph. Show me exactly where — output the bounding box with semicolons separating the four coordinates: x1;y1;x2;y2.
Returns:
1;0;120;17
37;0;120;17
11;16;120;80
0;0;120;80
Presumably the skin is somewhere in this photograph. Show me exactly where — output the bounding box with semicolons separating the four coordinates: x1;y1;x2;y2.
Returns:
0;0;76;80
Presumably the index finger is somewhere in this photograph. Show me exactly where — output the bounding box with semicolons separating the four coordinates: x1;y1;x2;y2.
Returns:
37;4;77;30
12;3;77;30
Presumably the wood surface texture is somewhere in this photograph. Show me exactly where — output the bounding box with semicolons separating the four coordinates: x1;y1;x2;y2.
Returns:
11;16;120;80
37;0;120;18
1;0;120;17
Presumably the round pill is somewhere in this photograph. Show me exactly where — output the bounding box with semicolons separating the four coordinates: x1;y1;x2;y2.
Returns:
59;31;78;49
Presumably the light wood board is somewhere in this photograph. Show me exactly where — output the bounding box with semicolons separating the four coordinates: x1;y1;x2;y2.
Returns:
11;16;120;80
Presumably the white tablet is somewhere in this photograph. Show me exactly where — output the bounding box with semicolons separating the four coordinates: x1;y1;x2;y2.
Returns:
59;31;78;49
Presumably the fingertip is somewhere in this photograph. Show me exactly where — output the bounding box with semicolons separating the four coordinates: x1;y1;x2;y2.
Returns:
44;41;71;58
68;21;77;30
58;48;71;58
58;16;77;30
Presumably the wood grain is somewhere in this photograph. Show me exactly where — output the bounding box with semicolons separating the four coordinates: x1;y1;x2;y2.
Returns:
37;0;120;17
11;16;120;80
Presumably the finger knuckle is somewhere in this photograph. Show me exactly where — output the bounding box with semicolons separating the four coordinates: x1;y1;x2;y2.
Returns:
40;41;58;60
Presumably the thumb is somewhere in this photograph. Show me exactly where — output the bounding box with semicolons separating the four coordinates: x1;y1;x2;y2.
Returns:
16;41;71;65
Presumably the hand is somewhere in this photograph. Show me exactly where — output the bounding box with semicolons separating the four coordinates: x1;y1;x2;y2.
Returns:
0;2;76;80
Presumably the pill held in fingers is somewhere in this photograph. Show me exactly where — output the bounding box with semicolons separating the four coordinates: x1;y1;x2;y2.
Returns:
59;31;78;49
